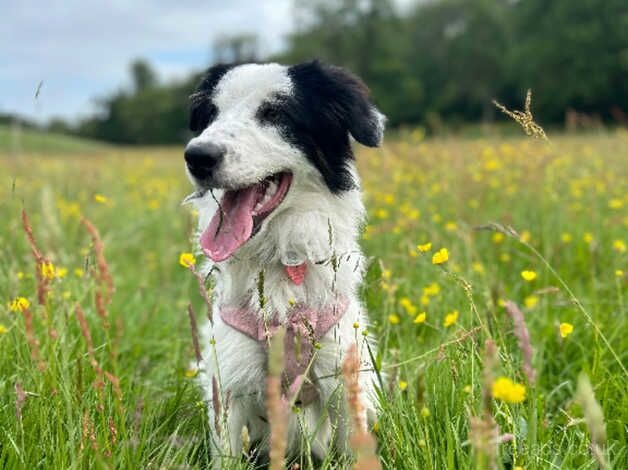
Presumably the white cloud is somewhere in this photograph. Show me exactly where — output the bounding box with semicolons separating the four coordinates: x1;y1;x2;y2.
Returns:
1;0;294;122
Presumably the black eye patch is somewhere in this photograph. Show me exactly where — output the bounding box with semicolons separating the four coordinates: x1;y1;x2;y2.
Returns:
189;93;218;134
256;98;289;125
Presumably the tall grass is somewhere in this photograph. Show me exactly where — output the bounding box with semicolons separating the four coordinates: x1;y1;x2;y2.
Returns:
0;133;626;468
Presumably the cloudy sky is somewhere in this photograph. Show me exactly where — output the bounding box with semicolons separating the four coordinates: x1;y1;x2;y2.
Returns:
1;0;297;123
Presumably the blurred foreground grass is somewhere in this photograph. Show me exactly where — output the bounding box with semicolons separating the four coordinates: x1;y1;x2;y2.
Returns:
0;131;626;468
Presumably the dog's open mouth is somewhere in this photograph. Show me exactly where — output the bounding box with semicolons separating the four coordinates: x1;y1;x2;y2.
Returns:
200;172;292;262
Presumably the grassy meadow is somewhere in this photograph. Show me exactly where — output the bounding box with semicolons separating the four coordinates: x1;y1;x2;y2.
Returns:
0;129;626;469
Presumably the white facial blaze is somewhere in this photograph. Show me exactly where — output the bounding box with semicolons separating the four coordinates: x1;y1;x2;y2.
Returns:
187;63;300;190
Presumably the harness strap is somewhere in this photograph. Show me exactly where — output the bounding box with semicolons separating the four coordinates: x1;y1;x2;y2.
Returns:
220;297;348;405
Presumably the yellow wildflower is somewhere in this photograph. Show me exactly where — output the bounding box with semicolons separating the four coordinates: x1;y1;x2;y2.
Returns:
445;221;457;232
616;269;624;277
56;267;68;279
94;194;109;204
492;232;504;244
432;248;449;265
520;231;531;243
414;312;426;324
41;262;55;279
420;295;430;306
609;198;623;209
463;385;472;394
561;233;572;243
417;242;432;252
184;369;198;378
399;380;408;391
17;271;25;280
74;268;85;278
375;208;388;219
399;298;417;315
524;295;539;309
559;322;574;338
500;253;511;263
423;282;440;297
0;324;8;334
613;240;626;253
472;262;485;274
382;269;392;280
521;270;537;281
388;314;400;325
583;232;594;244
444;310;458;327
492;377;526;403
179;252;196;268
421;406;430;418
9;297;30;312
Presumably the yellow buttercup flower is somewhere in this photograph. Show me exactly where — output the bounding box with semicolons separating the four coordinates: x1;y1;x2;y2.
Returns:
9;297;30;312
520;231;531;243
184;369;198;378
492;232;504;244
399;380;408;391
521;270;537;281
388;314;400;325
41;262;55;280
56;267;68;279
179;252;196;268
524;295;539;309
583;232;594;244
0;324;8;334
613;240;626;253
74;268;85;278
561;233;572;243
421;406;430;418
94;194;109;204
432;248;449;265
445;221;457;231
417;242;432;252
559;322;574;338
414;312;426;324
609;198;623;209
492;377;526;403
616;270;624;277
444;310;458;327
423;282;440;297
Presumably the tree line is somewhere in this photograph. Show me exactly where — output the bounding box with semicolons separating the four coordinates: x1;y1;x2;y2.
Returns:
56;0;628;144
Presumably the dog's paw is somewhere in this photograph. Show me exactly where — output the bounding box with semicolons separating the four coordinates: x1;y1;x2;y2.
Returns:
277;211;334;265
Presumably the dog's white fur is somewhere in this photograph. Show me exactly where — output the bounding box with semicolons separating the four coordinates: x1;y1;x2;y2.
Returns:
186;63;381;466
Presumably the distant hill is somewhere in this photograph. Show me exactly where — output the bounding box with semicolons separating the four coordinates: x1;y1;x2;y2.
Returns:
0;124;110;154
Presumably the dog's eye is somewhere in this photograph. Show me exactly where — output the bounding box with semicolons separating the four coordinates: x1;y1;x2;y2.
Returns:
257;104;282;122
190;101;218;134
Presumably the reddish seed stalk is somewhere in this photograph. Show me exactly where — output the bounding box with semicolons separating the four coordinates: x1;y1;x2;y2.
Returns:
15;382;27;420
189;265;213;323
266;330;288;470
187;303;203;364
21;307;45;371
21;209;50;305
342;344;380;470
212;376;222;438
504;301;536;386
75;305;105;401
81;217;115;302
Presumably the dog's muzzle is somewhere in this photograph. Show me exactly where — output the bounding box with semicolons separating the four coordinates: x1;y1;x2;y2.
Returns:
184;141;225;180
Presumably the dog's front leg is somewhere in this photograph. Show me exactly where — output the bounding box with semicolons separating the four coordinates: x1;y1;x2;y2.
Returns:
199;318;269;468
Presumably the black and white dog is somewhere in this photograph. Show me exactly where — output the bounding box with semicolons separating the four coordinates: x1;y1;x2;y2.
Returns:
183;61;384;466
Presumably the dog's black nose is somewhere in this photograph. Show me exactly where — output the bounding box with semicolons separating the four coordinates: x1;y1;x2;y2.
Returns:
184;142;225;179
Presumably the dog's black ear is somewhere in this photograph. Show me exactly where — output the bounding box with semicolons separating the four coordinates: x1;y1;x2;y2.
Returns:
290;61;385;147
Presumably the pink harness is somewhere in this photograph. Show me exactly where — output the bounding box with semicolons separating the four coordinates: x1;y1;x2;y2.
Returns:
220;296;348;404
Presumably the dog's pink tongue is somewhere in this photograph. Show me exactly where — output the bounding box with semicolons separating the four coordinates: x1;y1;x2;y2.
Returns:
200;186;260;262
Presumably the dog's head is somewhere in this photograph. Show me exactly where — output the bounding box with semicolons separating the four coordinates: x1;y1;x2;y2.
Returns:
184;61;384;262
